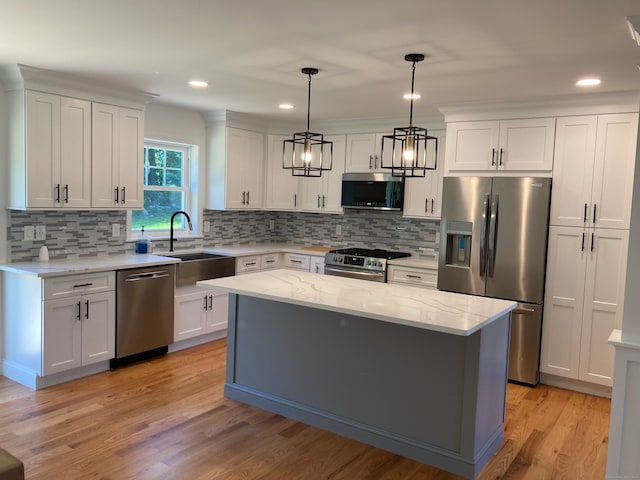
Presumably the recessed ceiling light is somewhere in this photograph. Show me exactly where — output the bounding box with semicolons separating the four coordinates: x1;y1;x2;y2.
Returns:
279;103;295;109
576;78;601;87
188;80;209;87
403;93;421;100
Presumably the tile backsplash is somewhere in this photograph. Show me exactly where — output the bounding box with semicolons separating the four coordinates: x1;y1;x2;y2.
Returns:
7;209;439;262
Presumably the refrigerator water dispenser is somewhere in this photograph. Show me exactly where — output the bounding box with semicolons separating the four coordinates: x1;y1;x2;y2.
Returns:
445;233;471;267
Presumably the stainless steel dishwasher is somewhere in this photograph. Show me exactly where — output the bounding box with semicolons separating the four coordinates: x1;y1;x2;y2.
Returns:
112;264;175;367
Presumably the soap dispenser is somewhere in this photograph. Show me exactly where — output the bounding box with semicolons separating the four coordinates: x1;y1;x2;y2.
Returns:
135;227;148;254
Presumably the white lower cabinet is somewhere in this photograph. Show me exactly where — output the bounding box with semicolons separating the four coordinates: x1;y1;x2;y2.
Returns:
540;226;629;386
43;291;115;375
174;289;229;342
387;265;437;289
310;256;325;274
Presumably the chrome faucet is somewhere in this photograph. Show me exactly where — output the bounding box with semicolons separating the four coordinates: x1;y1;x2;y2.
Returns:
169;211;193;252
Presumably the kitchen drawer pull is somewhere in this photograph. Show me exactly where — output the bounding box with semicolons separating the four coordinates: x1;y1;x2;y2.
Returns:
76;301;81;320
73;283;94;288
64;184;69;203
265;259;275;264
406;274;422;279
290;259;302;264
85;300;89;319
245;262;257;266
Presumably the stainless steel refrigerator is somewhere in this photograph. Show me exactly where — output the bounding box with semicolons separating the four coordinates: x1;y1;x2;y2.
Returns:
437;177;551;385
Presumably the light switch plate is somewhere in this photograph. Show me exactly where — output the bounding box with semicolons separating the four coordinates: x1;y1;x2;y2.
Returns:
111;223;120;238
24;225;35;241
35;225;46;241
336;224;342;236
203;221;211;233
269;220;275;231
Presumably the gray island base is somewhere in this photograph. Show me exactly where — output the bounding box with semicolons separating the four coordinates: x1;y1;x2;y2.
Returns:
224;293;511;479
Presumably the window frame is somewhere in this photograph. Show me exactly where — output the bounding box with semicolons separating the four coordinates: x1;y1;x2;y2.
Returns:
127;139;196;241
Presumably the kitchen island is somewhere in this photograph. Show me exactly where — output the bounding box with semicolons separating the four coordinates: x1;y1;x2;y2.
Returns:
198;270;516;479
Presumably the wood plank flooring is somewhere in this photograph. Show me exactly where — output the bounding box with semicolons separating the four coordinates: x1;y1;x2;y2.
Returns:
0;339;610;479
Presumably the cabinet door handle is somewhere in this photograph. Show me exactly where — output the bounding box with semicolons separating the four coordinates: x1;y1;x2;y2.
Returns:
55;184;61;203
322;195;326;208
369;155;373;169
593;203;597;224
121;187;126;204
424;198;429;213
208;295;213;310
491;148;496;166
583;203;588;223
76;301;81;320
591;232;595;252
317;195;320;208
431;198;434;213
203;296;208;311
64;184;69;203
315;264;320;273
114;186;119;204
246;191;250;205
294;193;297;207
499;148;504;166
85;300;89;319
374;154;379;169
581;232;585;252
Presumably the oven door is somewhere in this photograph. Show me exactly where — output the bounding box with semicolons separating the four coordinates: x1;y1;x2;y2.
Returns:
324;265;386;282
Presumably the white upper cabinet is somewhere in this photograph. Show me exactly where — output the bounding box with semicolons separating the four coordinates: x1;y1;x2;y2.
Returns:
265;134;300;210
550;113;638;229
403;130;445;218
445;118;555;174
207;127;265;210
299;135;345;213
91;103;144;209
22;90;91;209
345;132;389;172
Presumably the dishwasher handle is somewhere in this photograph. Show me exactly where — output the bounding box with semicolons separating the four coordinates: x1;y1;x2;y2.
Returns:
124;271;171;282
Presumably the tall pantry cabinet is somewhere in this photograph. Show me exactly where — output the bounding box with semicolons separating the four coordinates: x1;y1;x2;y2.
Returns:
540;113;638;387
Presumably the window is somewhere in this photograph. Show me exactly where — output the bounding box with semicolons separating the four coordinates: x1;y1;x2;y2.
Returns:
131;141;192;237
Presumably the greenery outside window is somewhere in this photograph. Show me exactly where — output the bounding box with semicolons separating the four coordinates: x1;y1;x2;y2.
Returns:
131;141;192;238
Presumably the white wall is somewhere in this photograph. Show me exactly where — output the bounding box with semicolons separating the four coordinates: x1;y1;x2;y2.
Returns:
143;102;207;232
0;87;7;263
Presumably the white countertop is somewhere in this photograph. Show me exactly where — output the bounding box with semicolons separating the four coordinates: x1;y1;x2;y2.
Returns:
198;269;515;336
0;254;180;278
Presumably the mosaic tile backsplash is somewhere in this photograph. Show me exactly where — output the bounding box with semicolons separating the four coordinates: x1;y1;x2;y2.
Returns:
7;209;439;262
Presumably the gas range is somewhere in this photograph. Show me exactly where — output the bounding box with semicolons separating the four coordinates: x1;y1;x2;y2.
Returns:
324;248;411;282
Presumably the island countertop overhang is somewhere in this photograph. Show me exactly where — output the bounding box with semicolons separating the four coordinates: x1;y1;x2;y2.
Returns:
198;269;516;336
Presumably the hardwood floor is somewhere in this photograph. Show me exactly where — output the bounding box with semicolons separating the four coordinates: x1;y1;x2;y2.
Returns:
0;339;610;479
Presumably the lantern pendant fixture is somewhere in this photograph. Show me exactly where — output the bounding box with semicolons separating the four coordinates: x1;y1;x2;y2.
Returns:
283;67;333;177
381;53;437;178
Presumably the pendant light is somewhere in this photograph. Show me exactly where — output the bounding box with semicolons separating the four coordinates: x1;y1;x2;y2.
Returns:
381;53;437;178
283;67;333;177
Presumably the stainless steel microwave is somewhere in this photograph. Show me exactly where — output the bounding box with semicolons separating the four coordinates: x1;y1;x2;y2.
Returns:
341;173;404;211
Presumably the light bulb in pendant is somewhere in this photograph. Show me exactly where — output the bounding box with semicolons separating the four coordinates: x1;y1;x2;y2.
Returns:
302;139;312;164
403;135;415;163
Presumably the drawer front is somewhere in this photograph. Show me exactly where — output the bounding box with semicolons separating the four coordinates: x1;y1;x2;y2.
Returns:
283;253;310;271
44;271;116;300
387;265;437;289
261;253;282;270
236;256;261;275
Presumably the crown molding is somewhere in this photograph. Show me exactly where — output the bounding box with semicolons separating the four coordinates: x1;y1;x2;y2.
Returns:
0;64;158;110
439;91;640;122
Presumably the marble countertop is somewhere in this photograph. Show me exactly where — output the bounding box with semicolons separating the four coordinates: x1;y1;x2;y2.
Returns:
0;254;181;278
198;269;515;336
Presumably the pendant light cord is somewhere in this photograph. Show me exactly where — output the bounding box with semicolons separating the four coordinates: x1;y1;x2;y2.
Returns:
306;72;312;133
409;59;416;128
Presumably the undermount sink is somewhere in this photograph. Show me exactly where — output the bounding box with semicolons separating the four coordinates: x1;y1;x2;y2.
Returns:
164;252;236;287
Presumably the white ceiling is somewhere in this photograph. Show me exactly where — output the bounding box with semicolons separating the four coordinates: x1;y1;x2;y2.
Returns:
1;0;639;123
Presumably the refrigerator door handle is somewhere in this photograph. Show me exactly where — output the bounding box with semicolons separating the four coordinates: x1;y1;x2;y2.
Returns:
488;193;499;277
479;193;490;277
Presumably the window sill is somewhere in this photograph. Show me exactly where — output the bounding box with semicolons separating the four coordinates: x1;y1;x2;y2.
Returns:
124;234;204;243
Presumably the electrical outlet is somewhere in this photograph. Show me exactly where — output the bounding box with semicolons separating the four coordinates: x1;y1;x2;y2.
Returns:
435;231;441;244
24;225;35;241
336;224;342;236
111;223;120;238
203;220;211;233
269;220;275;231
35;225;46;241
